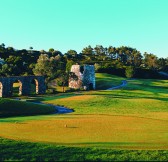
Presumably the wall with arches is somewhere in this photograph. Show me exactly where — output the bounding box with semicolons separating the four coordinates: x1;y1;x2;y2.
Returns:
0;76;46;97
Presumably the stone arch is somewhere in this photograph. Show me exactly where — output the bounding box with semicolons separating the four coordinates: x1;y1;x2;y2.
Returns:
30;78;39;94
0;82;3;97
11;79;23;96
0;76;45;97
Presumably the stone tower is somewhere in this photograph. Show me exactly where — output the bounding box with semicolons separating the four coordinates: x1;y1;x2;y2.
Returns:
69;65;95;90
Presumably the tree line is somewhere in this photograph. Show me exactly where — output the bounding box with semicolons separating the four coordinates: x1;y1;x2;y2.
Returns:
0;43;168;83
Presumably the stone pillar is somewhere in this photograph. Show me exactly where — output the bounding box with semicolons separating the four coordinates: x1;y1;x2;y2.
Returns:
36;77;46;94
22;77;31;95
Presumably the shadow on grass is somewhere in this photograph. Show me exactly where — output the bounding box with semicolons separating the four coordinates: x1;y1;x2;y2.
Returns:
1;137;168;161
92;92;168;102
25;93;82;102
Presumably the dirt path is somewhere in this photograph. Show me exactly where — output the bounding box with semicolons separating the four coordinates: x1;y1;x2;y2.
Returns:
159;71;168;78
54;105;74;114
106;80;127;90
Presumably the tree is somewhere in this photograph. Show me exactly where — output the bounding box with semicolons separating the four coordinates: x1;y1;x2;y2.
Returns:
57;72;69;92
67;50;77;57
0;43;5;48
94;63;101;72
94;45;106;60
108;46;116;59
49;48;54;53
29;46;33;54
82;45;93;55
29;47;33;50
116;46;127;64
157;58;167;70
132;50;142;67
33;54;61;84
143;52;158;69
66;60;75;72
125;66;135;78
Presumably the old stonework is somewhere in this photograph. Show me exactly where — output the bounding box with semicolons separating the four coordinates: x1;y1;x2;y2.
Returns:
0;76;46;97
69;64;96;90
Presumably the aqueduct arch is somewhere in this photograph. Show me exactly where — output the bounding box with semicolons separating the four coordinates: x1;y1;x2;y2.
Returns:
30;78;39;94
11;79;22;96
0;76;46;97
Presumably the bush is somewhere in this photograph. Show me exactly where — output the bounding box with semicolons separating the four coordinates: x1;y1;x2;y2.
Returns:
125;66;135;78
46;88;56;94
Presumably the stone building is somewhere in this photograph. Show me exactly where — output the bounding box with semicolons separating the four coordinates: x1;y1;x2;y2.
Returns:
69;64;95;90
0;76;46;97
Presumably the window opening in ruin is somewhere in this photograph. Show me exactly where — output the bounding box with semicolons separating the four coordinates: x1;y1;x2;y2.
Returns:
80;66;84;74
30;79;39;94
12;80;22;96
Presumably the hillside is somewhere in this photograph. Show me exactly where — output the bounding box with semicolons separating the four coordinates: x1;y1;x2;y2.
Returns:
0;98;55;117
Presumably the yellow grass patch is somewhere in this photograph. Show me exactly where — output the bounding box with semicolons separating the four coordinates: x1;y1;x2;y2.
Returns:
13;83;20;87
1;114;168;149
145;112;168;121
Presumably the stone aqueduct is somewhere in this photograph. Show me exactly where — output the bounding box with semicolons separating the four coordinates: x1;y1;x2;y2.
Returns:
0;76;46;97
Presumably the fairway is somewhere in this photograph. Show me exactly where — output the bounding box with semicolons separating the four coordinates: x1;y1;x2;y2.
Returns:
0;73;168;150
1;114;168;149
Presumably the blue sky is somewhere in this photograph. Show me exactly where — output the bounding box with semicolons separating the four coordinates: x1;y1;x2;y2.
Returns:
0;0;168;58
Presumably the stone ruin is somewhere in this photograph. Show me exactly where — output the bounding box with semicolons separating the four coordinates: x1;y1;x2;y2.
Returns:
0;76;46;97
69;64;95;90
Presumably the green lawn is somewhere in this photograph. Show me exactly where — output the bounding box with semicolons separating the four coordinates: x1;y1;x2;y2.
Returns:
1;138;168;161
39;74;168;116
0;73;168;161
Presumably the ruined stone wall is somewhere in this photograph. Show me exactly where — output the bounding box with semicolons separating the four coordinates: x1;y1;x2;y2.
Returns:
69;65;95;90
0;76;46;97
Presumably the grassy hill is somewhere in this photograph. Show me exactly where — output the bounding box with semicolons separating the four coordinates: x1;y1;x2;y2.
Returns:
0;98;55;117
0;73;168;161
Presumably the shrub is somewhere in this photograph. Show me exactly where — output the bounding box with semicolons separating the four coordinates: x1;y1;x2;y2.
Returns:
125;66;135;78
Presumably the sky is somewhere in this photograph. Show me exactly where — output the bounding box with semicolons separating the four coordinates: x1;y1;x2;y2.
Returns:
0;0;168;58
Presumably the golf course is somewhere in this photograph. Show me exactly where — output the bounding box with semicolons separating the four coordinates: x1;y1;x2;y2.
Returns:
0;73;168;161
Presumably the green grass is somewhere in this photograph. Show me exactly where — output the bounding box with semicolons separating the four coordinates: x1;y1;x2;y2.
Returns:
1;73;168;161
1;138;168;161
0;98;55;117
38;74;168;115
96;73;125;89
